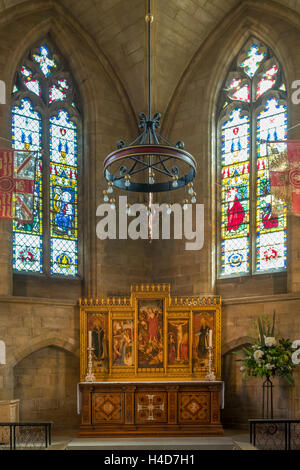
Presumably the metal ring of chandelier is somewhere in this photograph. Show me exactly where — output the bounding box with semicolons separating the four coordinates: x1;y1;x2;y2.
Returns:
104;144;196;193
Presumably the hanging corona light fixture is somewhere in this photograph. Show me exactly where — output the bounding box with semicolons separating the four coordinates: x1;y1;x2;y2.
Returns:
103;0;197;217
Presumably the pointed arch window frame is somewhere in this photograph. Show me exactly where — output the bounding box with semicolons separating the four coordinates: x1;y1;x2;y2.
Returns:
216;37;288;279
11;40;83;279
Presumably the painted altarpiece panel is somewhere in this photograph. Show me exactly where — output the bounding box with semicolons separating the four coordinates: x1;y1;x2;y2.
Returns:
137;299;164;370
80;285;221;382
193;311;215;370
87;313;109;371
112;319;134;367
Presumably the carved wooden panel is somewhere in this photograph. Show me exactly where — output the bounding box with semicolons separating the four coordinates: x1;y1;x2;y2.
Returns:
93;393;123;424
211;391;220;423
81;388;91;425
168;390;177;424
135;392;167;424
178;392;210;423
124;390;135;424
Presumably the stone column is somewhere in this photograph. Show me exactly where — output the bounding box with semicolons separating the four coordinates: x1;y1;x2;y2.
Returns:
0;365;14;401
0;89;13;296
0;220;12;296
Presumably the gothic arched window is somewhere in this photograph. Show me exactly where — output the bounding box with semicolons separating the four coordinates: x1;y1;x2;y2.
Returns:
11;43;80;277
217;38;287;277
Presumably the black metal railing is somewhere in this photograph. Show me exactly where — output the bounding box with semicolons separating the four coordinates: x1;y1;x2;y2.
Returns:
0;422;52;450
249;419;300;450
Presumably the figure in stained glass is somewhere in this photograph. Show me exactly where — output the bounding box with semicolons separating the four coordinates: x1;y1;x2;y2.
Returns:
261;202;279;229
32;45;57;77
226;187;245;232
53;186;75;236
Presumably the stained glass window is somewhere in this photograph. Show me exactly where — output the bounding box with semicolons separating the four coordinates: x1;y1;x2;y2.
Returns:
218;38;287;277
12;42;80;277
49;110;78;276
12;98;43;273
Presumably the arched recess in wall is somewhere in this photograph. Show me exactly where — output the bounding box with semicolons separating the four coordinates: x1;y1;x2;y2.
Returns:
222;336;253;356
13;344;79;426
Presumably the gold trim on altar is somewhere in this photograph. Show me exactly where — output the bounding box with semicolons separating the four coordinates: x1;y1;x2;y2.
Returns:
79;284;221;382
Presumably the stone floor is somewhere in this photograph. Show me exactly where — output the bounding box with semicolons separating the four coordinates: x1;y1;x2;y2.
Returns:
49;427;253;450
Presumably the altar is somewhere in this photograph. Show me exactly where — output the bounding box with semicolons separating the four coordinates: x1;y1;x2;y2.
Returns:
78;284;223;436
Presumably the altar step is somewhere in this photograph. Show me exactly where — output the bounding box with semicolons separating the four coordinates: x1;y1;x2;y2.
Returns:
66;436;239;450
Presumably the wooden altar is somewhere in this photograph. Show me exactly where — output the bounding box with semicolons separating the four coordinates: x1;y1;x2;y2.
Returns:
78;381;223;436
78;284;223;436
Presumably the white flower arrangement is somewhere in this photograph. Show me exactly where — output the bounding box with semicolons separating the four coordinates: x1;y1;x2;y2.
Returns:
236;313;297;385
264;336;277;347
254;349;264;361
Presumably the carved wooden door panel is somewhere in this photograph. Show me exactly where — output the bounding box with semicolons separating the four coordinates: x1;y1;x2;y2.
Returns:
92;392;124;424
178;392;210;423
135;392;167;424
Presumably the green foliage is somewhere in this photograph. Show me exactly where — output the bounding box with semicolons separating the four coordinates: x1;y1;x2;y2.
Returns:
237;313;297;385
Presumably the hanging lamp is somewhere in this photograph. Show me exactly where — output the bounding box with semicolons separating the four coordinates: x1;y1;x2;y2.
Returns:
103;0;197;211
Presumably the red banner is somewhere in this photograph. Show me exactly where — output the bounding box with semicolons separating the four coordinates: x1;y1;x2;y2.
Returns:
0;149;37;221
287;141;300;215
0;150;14;218
269;141;300;216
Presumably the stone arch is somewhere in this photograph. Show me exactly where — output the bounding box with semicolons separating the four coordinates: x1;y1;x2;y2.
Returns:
9;335;79;369
164;0;297;133
222;336;253;356
2;0;136;130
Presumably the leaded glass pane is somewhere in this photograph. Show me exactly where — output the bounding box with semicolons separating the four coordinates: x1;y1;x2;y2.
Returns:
49;109;78;277
256;97;287;272
49;79;69;103
12;98;43;273
239;43;266;78
226;78;250;102
257;65;278;99
20;66;41;97
32;45;57;77
220;108;250;275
